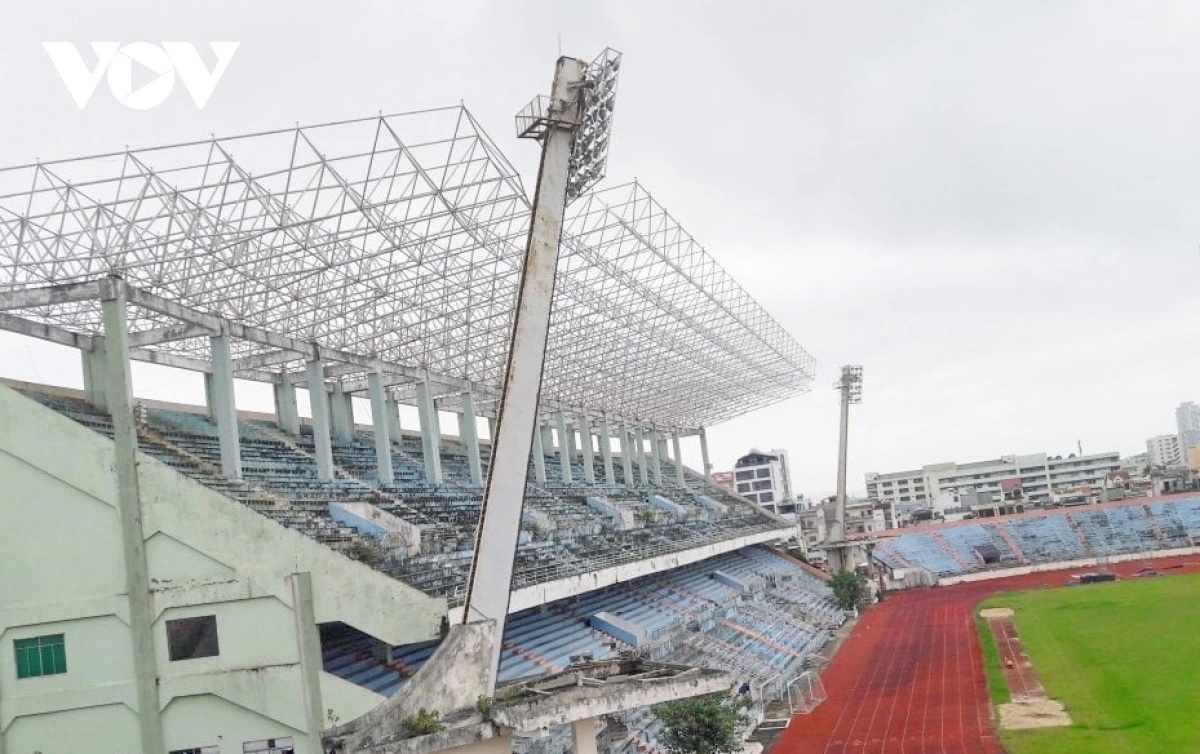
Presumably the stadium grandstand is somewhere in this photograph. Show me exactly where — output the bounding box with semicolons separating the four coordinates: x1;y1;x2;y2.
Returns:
870;494;1200;584
0;105;829;754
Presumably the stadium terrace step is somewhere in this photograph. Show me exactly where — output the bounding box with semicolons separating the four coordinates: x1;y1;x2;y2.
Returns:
878;498;1200;578
930;531;975;571
21;385;792;609
1142;505;1169;547
992;522;1028;562
1064;513;1096;558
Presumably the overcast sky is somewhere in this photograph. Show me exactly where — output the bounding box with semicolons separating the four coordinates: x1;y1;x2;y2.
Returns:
2;1;1199;497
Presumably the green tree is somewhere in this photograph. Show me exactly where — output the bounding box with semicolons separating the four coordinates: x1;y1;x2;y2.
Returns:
831;570;869;611
652;694;749;754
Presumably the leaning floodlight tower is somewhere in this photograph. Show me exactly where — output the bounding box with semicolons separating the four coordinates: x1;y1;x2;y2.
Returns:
465;47;622;695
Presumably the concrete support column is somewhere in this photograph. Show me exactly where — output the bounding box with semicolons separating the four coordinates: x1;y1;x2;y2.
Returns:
385;394;402;441
578;413;596;486
368;371;394;485
600;415;616;487
331;382;355;441
556;412;574;484
202;372;216;419
81;340;108;410
305;359;334;482
531;420;548;484
699;426;712;477
619;422;634;486
566;420;580;460
459;392;484;487
416;378;443;485
101;288;165;754
289;572;326;754
635;426;649;486
571;717;601;754
672;433;686;486
274;379;301;436
649;428;663;486
209;335;243;480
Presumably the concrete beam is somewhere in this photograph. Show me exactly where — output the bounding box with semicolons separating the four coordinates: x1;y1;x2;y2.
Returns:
0;311;95;350
128;323;210;347
0;279;106;310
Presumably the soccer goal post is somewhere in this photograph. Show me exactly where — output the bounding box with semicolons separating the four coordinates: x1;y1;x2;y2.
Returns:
788;670;828;715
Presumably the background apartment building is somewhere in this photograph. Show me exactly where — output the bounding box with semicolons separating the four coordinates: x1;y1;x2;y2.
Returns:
1147;434;1183;468
867;450;1122;510
731;448;795;516
1178;401;1200;459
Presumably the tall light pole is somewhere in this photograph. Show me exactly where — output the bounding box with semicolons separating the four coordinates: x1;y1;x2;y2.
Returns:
830;365;862;571
463;49;621;695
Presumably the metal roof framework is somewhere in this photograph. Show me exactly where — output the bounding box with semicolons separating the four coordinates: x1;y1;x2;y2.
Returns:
0;106;814;430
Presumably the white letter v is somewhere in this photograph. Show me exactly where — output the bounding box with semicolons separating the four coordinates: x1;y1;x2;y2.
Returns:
165;42;239;109
43;43;120;109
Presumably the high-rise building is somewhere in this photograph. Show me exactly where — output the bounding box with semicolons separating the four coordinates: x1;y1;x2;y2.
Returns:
867;450;1121;508
731;449;794;515
1176;401;1200;456
1147;434;1183;468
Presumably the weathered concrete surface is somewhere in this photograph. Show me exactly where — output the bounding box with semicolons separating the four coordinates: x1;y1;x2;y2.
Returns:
325;636;732;754
350;722;502;754
490;663;732;734
325;621;495;752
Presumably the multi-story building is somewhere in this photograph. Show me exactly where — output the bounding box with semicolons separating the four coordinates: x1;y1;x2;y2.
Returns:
863;469;928;513
1147;434;1183;468
731;449;794;515
867;451;1122;509
1121;452;1149;475
1178;401;1200;457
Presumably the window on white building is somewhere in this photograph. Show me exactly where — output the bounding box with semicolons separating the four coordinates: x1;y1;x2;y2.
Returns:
167;615;220;661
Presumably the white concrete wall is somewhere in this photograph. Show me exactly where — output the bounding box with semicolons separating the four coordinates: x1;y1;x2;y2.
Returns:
0;383;446;753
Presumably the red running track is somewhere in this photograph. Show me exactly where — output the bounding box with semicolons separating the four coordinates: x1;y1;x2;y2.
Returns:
772;555;1200;754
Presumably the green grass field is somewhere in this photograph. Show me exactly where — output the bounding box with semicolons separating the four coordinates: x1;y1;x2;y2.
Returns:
977;573;1200;754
